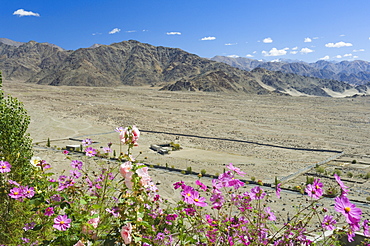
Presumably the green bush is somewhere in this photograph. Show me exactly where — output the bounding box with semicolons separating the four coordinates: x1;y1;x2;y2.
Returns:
186;166;192;174
347;172;353;178
0;71;33;181
200;169;207;175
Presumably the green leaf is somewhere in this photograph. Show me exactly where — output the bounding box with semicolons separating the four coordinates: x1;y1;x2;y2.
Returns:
79;199;87;205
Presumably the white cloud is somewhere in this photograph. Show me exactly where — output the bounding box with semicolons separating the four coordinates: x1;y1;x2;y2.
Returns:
109;28;121;34
201;36;216;41
126;30;137;33
335;55;342;58
225;43;237;46
252;51;257;54
262;47;288;57
292;46;298;50
353;49;365;52
227;55;239;58
13;9;40;17
343;53;352;57
92;33;102;36
319;55;330;60
263;37;273;43
167;32;181;35
290;51;298;55
340;34;346;37
246;54;254;58
304;37;312;43
313;37;319;39
300;47;314;54
325;41;353;48
353;55;359;59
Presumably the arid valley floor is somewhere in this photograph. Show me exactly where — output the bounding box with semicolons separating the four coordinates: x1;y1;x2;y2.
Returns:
3;80;370;228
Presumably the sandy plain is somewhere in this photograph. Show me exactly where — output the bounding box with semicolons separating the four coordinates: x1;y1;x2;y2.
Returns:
2;80;370;230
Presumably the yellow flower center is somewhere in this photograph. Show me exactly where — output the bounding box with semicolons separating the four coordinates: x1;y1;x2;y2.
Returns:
194;198;199;202
344;207;351;213
60;221;65;225
187;193;191;197
14;192;19;195
1;165;6;169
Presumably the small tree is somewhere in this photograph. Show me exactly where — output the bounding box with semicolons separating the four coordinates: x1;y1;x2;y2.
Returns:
0;71;33;181
0;71;35;243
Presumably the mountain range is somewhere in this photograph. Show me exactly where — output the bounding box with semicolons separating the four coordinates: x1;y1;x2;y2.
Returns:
211;56;370;86
0;38;369;97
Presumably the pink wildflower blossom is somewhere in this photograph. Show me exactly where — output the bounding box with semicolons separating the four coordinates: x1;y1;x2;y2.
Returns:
305;179;323;199
250;186;266;200
334;196;362;224
226;163;246;176
73;240;85;246
85;147;97;157
363;220;369;237
181;185;207;207
322;215;336;231
70;160;83;170
121;223;132;244
53;215;71;231
118;125;140;146
22;186;35;199
23;222;36;231
136;166;151;186
62;150;69;155
264;207;276;221
9;187;23;199
0;161;11;173
82;138;92;146
334;174;349;196
195;180;207;191
275;183;282;199
44;207;55;216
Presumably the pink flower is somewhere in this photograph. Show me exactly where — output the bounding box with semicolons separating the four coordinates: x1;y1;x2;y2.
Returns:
88;217;100;229
334;174;349;196
71;160;83;170
334;196;362;224
53;215;71;231
103;147;112;153
73;240;85;246
250;186;266;200
275;183;281;199
8;179;20;186
195;180;207;191
44;207;55;216
0;161;11;173
119;125;140;146
119;161;133;178
322;215;336;231
22;186;35;199
82;138;92;146
305;179;323;200
363;220;369;237
136;166;151;186
264;207;276;221
226;163;246;176
62;150;69;155
9;187;23;199
85;147;97;157
121;223;132;244
181;185;207;207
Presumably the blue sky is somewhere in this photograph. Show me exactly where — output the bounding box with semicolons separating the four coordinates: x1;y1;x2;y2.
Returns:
2;0;370;63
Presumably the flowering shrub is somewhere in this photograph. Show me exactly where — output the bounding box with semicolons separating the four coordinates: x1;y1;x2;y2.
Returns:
0;125;369;245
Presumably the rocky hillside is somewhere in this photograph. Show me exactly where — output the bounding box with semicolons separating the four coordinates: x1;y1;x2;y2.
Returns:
212;56;370;86
0;38;369;96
